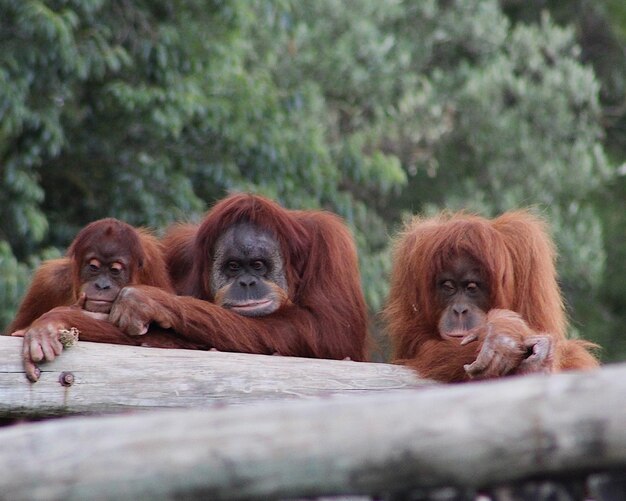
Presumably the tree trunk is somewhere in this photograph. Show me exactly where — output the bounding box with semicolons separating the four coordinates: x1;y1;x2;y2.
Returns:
0;335;428;418
0;351;624;500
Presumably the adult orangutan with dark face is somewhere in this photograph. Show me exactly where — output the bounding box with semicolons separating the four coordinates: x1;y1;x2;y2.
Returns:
384;210;599;383
7;218;199;381
109;193;369;361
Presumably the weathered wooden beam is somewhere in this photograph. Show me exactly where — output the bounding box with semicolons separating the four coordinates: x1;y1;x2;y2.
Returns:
0;363;624;500
0;336;429;418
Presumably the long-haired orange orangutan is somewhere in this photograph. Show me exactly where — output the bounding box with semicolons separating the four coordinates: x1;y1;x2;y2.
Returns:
109;193;369;361
384;210;599;383
7;218;199;381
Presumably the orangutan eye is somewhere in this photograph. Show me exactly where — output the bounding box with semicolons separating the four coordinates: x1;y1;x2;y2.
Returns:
251;260;265;271
227;261;240;272
110;262;124;275
88;258;101;272
440;280;455;293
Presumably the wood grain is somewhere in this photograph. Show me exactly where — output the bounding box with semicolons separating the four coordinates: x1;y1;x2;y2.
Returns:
0;362;624;500
0;335;430;417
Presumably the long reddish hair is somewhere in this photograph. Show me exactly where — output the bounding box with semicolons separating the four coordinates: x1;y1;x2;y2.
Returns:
164;193;369;360
6;218;173;335
385;210;566;360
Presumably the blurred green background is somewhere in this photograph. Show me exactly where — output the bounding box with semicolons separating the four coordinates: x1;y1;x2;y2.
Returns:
1;0;625;361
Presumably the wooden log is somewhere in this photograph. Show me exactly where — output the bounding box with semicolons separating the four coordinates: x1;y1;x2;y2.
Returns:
0;336;429;418
0;362;625;500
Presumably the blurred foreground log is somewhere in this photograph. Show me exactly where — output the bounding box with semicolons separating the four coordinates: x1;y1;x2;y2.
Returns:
0;335;428;418
0;357;625;500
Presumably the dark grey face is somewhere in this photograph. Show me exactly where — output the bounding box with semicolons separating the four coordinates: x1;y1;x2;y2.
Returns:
78;247;132;314
436;254;490;340
211;223;288;317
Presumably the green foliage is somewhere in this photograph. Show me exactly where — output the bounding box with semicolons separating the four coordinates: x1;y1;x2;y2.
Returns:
437;14;611;291
0;0;622;360
0;0;407;324
0;240;59;330
0;241;31;329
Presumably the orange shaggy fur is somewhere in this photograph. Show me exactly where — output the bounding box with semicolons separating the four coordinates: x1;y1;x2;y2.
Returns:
384;210;599;382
